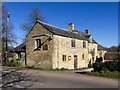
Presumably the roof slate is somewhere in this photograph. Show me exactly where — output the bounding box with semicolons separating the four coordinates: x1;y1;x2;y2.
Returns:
15;20;103;52
104;52;118;60
98;44;107;50
37;20;89;41
14;43;25;52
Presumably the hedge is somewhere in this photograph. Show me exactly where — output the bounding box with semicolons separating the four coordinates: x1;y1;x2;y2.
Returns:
93;60;120;72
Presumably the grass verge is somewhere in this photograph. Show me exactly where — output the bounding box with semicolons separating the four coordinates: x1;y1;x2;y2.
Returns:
27;66;93;71
26;66;70;71
85;71;120;79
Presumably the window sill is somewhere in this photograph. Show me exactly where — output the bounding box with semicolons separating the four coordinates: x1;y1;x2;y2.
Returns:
34;48;40;51
43;49;48;50
71;47;76;49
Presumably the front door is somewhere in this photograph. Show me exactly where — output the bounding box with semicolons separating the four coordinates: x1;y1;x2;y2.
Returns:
74;55;78;69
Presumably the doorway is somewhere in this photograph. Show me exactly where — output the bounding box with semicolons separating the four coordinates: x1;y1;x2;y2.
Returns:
74;55;78;69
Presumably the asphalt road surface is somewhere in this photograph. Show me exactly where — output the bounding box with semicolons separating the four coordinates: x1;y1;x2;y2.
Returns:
17;69;118;88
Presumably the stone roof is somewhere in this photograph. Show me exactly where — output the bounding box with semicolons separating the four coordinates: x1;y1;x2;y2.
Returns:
14;43;25;52
16;20;103;52
98;44;107;50
37;20;89;41
73;30;97;44
104;52;118;60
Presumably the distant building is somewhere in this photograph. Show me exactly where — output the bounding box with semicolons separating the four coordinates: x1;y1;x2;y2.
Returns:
104;52;118;61
13;20;107;69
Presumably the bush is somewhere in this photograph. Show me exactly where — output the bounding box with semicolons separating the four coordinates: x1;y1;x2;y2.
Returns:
54;68;60;71
60;68;67;71
3;60;21;67
96;57;103;62
93;60;119;72
93;62;106;72
118;60;120;72
104;61;118;71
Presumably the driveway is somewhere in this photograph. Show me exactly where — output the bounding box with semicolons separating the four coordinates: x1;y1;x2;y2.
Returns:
1;66;118;88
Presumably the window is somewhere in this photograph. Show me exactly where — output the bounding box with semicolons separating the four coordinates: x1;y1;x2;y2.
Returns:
43;44;48;50
62;55;66;62
18;53;21;60
71;40;75;47
83;41;86;48
82;54;85;60
35;39;41;48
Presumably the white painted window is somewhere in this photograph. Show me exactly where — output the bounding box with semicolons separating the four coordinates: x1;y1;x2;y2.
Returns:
35;39;41;49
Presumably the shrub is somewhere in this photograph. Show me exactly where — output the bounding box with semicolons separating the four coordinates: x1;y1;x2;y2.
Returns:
93;60;119;72
118;60;120;72
54;68;60;71
93;62;106;72
3;60;21;67
60;68;67;71
96;57;103;62
104;61;118;71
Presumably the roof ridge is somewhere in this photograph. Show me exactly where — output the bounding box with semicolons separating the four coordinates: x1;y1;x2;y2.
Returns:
37;20;89;41
37;20;69;32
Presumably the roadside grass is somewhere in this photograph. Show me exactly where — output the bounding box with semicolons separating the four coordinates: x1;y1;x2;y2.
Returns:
3;60;21;67
26;66;92;71
26;66;69;71
85;71;120;79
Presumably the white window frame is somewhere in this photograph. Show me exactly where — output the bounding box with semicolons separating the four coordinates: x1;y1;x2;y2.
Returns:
35;38;41;49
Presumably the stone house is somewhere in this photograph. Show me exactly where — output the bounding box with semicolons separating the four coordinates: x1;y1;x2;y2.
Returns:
13;20;106;69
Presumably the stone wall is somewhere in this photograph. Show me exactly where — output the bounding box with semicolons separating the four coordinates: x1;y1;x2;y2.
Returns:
52;35;89;69
25;22;99;69
98;50;107;62
26;23;53;68
88;43;98;64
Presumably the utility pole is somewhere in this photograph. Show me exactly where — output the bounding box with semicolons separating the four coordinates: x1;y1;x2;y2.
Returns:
5;13;10;61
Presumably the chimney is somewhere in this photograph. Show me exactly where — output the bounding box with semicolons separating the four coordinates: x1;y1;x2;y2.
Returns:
68;23;74;31
85;29;90;35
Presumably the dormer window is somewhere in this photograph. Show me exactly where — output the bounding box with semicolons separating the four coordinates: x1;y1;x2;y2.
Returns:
35;39;41;49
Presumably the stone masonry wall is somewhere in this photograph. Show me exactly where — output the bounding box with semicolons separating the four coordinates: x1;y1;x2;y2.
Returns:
26;23;53;68
88;43;98;64
52;35;89;69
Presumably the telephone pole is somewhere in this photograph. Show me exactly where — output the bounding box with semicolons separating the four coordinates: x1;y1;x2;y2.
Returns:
5;13;10;61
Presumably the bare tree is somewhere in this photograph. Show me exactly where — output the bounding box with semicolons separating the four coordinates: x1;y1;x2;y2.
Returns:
21;8;45;35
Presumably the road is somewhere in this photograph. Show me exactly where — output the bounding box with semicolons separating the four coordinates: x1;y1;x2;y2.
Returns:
17;69;118;88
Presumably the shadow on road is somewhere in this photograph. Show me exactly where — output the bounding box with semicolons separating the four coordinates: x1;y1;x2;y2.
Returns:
75;71;88;74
